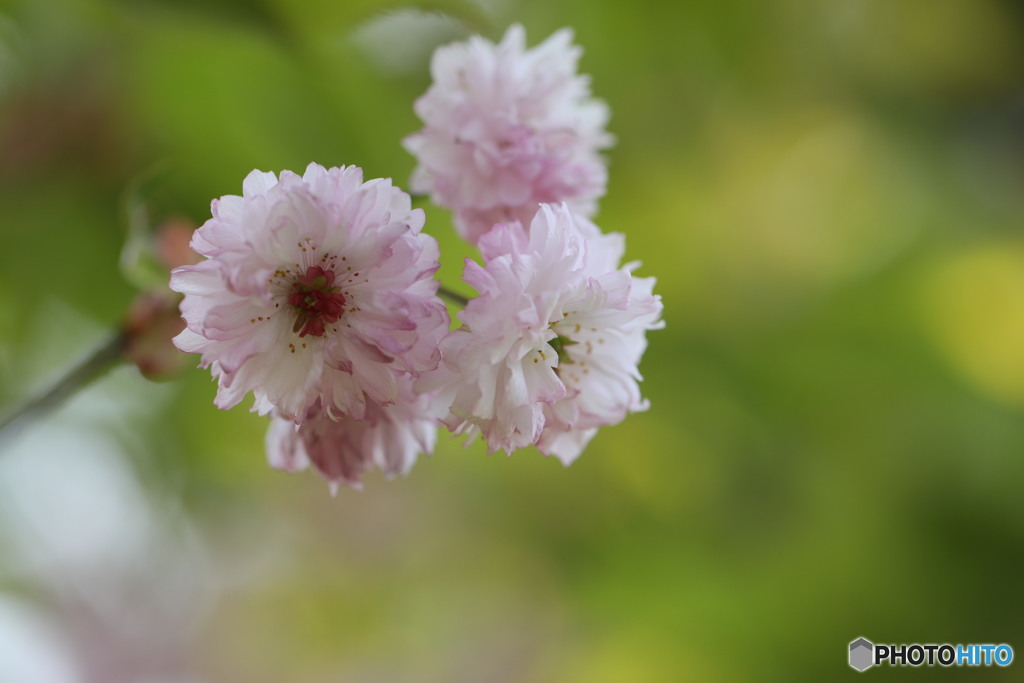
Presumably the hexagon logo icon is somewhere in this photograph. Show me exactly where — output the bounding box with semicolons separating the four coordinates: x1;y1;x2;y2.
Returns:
849;637;874;671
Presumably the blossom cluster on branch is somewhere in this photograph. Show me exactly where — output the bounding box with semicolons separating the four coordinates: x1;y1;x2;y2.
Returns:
170;25;662;491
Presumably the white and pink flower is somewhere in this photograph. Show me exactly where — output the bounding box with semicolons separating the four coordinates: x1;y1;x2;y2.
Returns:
426;203;662;463
170;163;449;422
404;24;613;245
266;378;439;492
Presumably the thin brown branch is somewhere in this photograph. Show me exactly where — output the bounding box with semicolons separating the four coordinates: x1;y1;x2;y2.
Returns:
0;331;127;447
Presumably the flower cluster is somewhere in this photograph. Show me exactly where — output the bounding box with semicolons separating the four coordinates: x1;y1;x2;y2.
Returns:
172;25;660;491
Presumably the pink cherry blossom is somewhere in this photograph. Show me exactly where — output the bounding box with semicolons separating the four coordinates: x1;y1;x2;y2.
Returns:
404;24;613;244
266;378;438;492
425;203;662;463
170;163;449;422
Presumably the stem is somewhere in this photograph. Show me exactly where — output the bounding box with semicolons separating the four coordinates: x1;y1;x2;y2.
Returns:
0;331;127;446
437;285;469;307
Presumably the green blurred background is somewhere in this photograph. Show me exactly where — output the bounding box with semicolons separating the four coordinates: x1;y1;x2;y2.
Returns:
1;0;1023;680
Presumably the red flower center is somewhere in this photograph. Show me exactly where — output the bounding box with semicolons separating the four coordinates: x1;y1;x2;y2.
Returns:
288;266;347;337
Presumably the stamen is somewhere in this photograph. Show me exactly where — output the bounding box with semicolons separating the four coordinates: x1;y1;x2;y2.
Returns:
287;264;347;338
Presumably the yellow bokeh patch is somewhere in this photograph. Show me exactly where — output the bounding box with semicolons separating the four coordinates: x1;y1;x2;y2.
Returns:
920;243;1024;405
